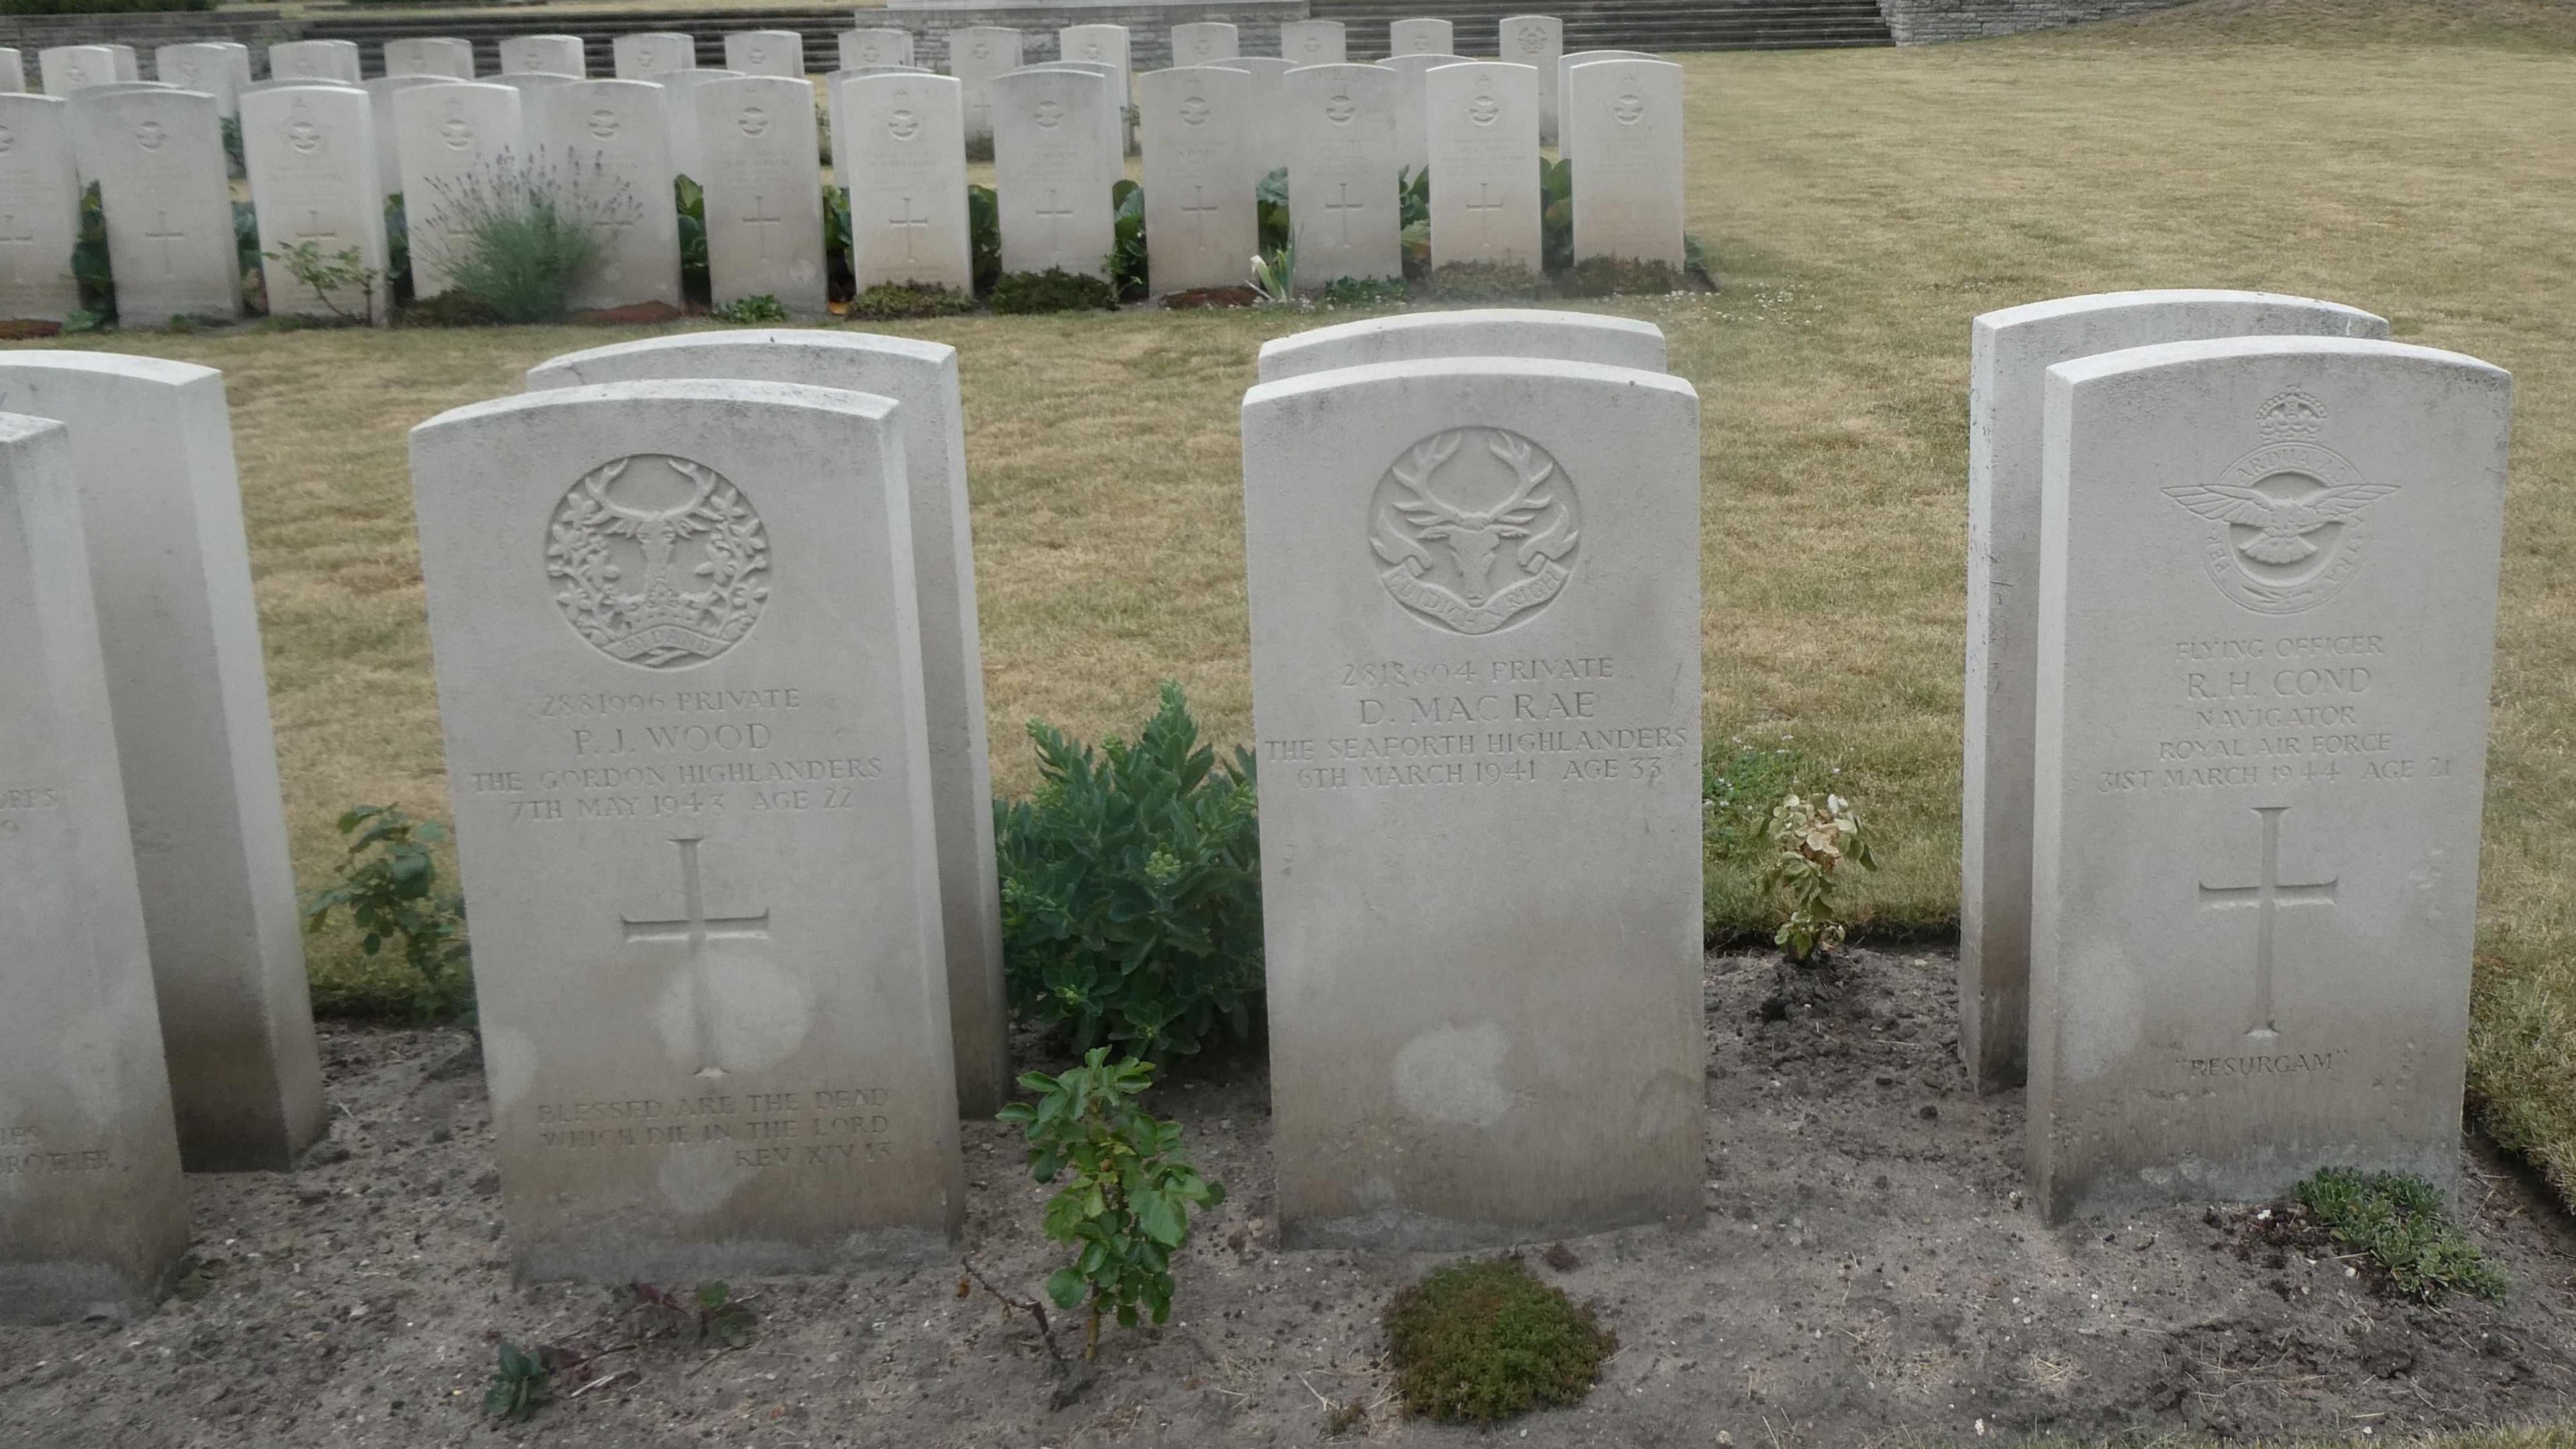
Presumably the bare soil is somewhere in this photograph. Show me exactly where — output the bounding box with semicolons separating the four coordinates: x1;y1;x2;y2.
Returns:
5;947;2572;1449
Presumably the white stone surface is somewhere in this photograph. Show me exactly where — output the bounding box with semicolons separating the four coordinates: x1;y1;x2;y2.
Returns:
39;46;117;97
0;48;23;94
243;85;390;323
267;40;360;85
153;44;243;116
991;66;1116;278
724;30;806;78
1375;52;1460;180
384;37;476;80
2029;337;2507;1220
839;28;915;70
494;72;580;101
1498;15;1561;144
365;75;461;200
1169;21;1237;64
1242;356;1705;1248
394;81;523;299
835;71;972;292
1278;19;1346;65
656;68;739;181
1960;290;2389;1093
945;26;1020;144
1426;61;1538;271
0;95;80;323
409;379;965;1281
1021;60;1126;168
67;88;239;325
1258;308;1666;381
0;413;189;1324
1057;23;1129;148
1282;63;1397;288
1555;48;1647;162
1387;17;1454;57
525;332;1008;1116
1209;55;1290;184
538;79;681;311
1567;58;1681;267
107;44;137;80
696;75;826;314
0;354;327;1173
500;35;586;77
613;33;696;80
1138;64;1252;294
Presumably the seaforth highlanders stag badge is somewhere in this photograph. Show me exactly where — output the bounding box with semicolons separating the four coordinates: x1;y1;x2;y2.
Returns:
1371;427;1580;635
2163;388;2396;616
548;454;771;667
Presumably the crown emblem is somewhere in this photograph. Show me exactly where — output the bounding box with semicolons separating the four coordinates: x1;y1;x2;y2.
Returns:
2256;388;2326;440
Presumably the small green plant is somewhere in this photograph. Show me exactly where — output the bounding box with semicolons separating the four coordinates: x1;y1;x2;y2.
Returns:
419;150;629;323
997;1049;1225;1359
674;175;709;303
2293;1168;2508;1303
1256;166;1291;254
301;804;472;1019
261;239;379;323
989;266;1118;314
73;180;113;327
1248;240;1295;305
482;1341;556;1423
996;680;1262;1059
219;114;244;178
631;1281;757;1346
1762;792;1876;964
823;185;854;302
1703;737;1840;863
709;292;791;323
232;199;260;297
1538;156;1573;273
1426;259;1548;301
1397;166;1430;279
1110;178;1148;301
1385;1257;1613;1423
967;184;1001;292
845;282;977;319
384;193;413;303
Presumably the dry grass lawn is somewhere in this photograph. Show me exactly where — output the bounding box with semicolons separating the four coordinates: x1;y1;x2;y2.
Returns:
25;0;2576;1197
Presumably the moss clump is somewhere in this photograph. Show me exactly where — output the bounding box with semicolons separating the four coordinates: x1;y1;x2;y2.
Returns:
989;268;1118;315
2294;1167;2507;1303
1384;1257;1613;1423
846;283;978;320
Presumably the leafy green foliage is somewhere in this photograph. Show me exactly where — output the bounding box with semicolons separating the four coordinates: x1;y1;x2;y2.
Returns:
1256;166;1291;254
2293;1168;2508;1303
675;175;709;303
1558;255;1693;298
1248;241;1294;305
1539;156;1573;273
383;194;412;305
1313;275;1409;309
301;805;472;1019
1762;792;1876;963
233;199;259;293
262;239;378;323
1385;1258;1613;1423
845;283;977;319
1110;178;1148;302
967;184;1001;293
989;267;1118;314
996;681;1262;1059
824;186;853;302
481;1342;555;1423
710;293;791;324
997;1049;1224;1358
1398;166;1430;278
632;1281;757;1347
1703;738;1842;863
219;115;243;178
419;152;628;323
71;181;113;329
1427;260;1547;301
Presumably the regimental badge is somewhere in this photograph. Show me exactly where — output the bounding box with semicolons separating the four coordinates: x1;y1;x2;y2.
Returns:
547;455;771;668
2164;388;2397;616
1371;428;1580;635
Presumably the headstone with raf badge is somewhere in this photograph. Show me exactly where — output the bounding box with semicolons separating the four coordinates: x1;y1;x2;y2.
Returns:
1567;58;1683;268
0;95;81;323
1138;63;1254;295
1426;61;1540;272
696;75;826;315
66;88;240;325
1281;62;1398;289
243;84;390;323
835;71;973;293
614;33;697;80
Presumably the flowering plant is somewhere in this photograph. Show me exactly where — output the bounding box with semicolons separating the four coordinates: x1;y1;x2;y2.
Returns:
1762;792;1876;963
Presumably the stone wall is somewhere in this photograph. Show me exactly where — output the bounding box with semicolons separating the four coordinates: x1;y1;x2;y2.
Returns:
888;0;1305;68
1875;0;2186;44
0;9;288;60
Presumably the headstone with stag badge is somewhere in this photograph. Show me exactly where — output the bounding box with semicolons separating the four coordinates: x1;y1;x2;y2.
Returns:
2029;337;2508;1221
243;84;389;323
537;79;681;311
394;81;522;299
1387;17;1454;58
839;28;914;70
67;88;239;325
1169;21;1237;65
1426;61;1539;272
1138;64;1252;295
500;34;586;76
1499;16;1561;144
991;66;1115;280
0;95;80;323
1282;63;1397;288
385;37;476;79
1242;356;1706;1248
1279;19;1346;65
836;71;971;293
409;378;965;1281
696;75;825;314
614;33;696;80
945;26;1020;145
1568;58;1682;268
1259;308;1666;381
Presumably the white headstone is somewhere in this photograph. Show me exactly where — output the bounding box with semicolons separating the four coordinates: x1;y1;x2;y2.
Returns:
1021;60;1126;168
384;37;476;80
1169;21;1237;64
1556;49;1648;162
106;44;138;80
1210;56;1291;186
1259;308;1666;382
1278;19;1346;65
409;380;965;1280
656;68;739;182
267;40;360;85
1568;58;1681;268
1138;64;1251;294
525;333;1008;1114
1282;63;1397;288
1387;17;1455;57
1498;15;1561;144
991;66;1115;279
1242;356;1705;1248
394;81;523;299
0;354;329;1171
2029;337;2507;1220
839;28;915;70
836;71;971;293
243;85;390;323
1960;290;2390;1093
0;95;80;323
944;26;1020;145
366;75;462;201
154;43;244;117
613;33;696;80
39;46;117;97
539;79;680;311
500;34;586;78
1426;61;1538;272
68;88;241;325
1057;23;1130;147
724;30;806;78
0;413;190;1324
697;75;825;314
0;48;23;94
494;72;580;102
1375;52;1461;180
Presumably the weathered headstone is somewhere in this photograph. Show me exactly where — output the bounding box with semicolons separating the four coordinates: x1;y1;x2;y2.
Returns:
243;85;390;323
0;413;191;1324
384;36;476;79
0;48;23;93
68;88;240;325
154;43;244;116
1960;290;2389;1093
657;68;739;181
1242;356;1705;1248
724;30;806;78
366;74;462;200
945;26;1020;144
525;332;1009;1116
268;40;360;85
1022;60;1126;168
613;33;696;80
1210;55;1291;185
1426;61;1538;272
394;81;523;299
106;44;138;80
2029;336;2506;1220
1057;23;1130;147
835;71;971;292
1138;64;1251;294
538;79;681;311
409;379;966;1280
0;353;329;1171
1387;17;1455;57
1498;15;1561;144
697;74;825;314
1170;21;1238;64
839;28;915;70
1283;62;1397;288
500;34;586;77
991;66;1115;279
1567;58;1681;268
1376;52;1462;179
1556;48;1648;162
1259;308;1666;382
0;95;80;323
1279;19;1346;65
39;46;117;97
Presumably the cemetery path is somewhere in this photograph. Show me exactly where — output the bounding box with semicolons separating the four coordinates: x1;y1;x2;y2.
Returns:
1;949;2571;1447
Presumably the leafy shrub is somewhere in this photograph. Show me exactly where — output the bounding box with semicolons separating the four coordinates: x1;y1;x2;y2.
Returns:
219;115;243;178
1704;737;1841;865
989;266;1118;314
675;176;710;303
1398;166;1430;278
70;181;112;329
845;283;977;319
233;199;259;295
262;239;378;323
967;184;1001;292
1539;156;1573;273
1762;792;1876;964
384;194;413;304
301;804;472;1019
710;293;790;323
824;185;853;302
998;1049;1224;1358
1256;166;1290;255
482;1342;553;1422
1385;1258;1613;1423
1427;260;1548;301
1248;242;1294;305
1110;178;1147;301
996;680;1261;1058
2293;1168;2508;1303
418;151;630;323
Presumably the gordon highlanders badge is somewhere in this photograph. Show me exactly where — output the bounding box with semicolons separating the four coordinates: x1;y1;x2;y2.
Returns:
547;454;771;668
2163;388;2396;616
1371;427;1580;635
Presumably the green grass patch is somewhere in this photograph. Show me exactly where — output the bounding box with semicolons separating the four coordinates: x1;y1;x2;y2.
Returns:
1384;1258;1613;1424
2293;1167;2507;1304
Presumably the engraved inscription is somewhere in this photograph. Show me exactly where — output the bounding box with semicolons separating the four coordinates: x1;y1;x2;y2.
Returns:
0;783;61;841
0;1125;109;1175
547;454;770;669
531;1087;900;1166
2181;1049;2342;1079
1371;429;1579;635
2092;633;2438;794
1263;655;1685;789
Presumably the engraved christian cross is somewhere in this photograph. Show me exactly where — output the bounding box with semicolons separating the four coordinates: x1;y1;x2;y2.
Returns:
623;835;771;1079
2196;804;2338;1042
